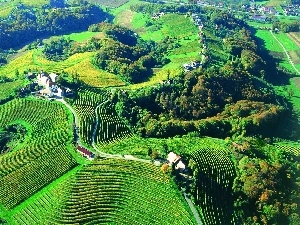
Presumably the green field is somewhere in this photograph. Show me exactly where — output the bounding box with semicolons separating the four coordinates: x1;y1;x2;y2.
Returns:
100;135;227;156
274;33;300;51
255;30;283;52
63;31;99;42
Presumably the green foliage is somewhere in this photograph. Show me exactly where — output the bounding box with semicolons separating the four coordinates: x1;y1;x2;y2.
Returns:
231;139;300;225
0;4;109;49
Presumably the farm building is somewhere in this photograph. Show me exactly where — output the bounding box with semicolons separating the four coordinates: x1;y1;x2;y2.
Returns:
77;146;95;160
167;152;186;172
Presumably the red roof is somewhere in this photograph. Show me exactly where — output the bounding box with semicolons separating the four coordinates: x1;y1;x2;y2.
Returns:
77;146;94;157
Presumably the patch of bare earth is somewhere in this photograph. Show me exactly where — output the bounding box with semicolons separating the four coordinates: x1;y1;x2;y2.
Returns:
116;10;134;29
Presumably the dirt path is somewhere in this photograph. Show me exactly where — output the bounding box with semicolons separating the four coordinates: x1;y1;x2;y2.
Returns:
183;191;203;225
270;31;300;75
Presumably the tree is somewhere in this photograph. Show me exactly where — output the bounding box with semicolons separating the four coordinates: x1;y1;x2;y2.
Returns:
161;163;170;173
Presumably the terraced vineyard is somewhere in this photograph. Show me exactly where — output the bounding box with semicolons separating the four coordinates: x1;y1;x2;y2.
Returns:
13;159;196;224
0;98;78;209
72;88;109;145
189;148;237;225
94;100;133;147
72;88;133;148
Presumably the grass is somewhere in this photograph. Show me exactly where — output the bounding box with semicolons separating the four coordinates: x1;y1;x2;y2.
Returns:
63;31;98;42
274;33;300;51
255;30;283;52
88;0;129;7
100;135;227;156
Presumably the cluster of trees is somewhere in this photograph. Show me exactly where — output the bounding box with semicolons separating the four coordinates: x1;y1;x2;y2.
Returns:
114;62;283;138
0;3;109;49
131;2;203;14
0;124;27;154
272;21;300;33
231;138;300;224
90;23;170;83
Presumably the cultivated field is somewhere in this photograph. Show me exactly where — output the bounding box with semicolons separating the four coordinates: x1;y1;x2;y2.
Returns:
0;80;23;102
190;148;236;225
0;99;77;210
12;159;197;225
88;0;129;7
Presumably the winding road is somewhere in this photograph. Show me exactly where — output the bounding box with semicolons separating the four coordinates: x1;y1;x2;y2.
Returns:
57;97;202;224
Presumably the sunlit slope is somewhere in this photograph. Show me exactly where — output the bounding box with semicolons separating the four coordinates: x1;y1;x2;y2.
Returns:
0;50;124;87
13;158;196;225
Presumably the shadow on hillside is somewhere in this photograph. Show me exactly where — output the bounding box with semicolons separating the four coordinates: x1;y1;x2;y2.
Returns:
253;32;291;86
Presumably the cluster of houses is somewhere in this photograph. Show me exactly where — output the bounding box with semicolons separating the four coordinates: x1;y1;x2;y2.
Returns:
282;4;300;16
26;71;73;98
191;13;203;27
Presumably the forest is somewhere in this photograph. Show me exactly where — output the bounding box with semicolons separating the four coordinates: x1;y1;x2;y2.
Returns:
0;3;109;49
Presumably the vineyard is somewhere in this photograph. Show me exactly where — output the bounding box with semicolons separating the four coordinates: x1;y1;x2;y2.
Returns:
72;88;133;148
12;158;196;224
189;148;237;225
275;144;300;156
0;50;124;88
0;98;78;209
94;100;133;147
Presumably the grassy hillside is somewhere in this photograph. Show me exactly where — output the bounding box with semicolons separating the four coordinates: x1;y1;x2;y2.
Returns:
12;159;197;225
0;49;125;87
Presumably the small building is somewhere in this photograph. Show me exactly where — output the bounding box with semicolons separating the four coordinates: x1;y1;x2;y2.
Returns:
77;146;95;160
167;152;187;172
167;152;181;164
251;15;267;22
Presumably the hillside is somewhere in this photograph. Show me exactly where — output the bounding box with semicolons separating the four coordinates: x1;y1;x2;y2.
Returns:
12;159;196;225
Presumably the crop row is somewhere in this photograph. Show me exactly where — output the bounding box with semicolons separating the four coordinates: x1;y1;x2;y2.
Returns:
275;145;300;156
94;102;133;146
13;159;196;224
190;148;236;225
0;98;77;209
